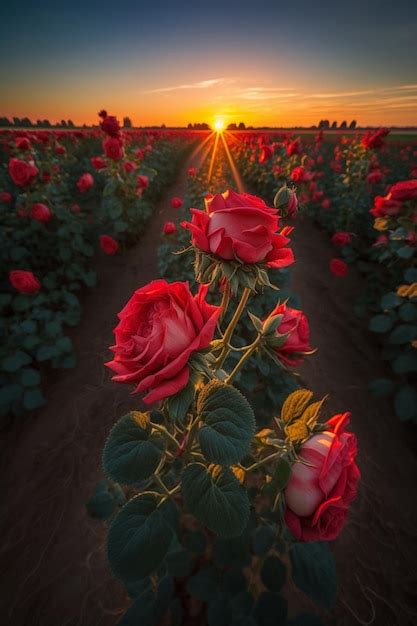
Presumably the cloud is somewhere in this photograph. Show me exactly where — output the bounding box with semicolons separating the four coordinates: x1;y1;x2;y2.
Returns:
310;90;374;98
144;78;235;94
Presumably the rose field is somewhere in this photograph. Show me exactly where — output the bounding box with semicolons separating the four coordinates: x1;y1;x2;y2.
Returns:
1;118;417;626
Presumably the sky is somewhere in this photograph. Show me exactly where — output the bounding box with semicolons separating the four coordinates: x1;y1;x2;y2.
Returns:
1;0;417;127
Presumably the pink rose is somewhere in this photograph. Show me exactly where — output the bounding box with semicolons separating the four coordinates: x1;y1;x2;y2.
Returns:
106;280;221;403
30;203;52;223
171;197;183;209
266;302;312;366
9;270;41;293
285;412;360;541
182;189;294;269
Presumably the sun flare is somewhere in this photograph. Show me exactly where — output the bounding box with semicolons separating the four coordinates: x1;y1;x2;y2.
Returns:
213;118;224;132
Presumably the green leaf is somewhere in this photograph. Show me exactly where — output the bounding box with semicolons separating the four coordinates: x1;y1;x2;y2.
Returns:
181;530;207;555
281;389;313;423
86;480;124;520
197;380;255;465
207;592;233;626
252;525;275;556
404;268;417;283
20;368;41;387
36;345;58;361
166;548;193;578
2;350;31;372
165;380;195;424
118;590;158;626
23;387;45;410
388;324;417;344
394;386;417;421
107;494;173;584
261;556;286;592
20;319;37;334
186;566;219;602
369;314;393;333
380;292;401;309
287;614;324;626
368;379;395;398
254;592;288;626
290;542;336;610
397;246;414;259
0;384;23;407
103;412;163;484
182;463;250;537
392;353;417;374
399;302;417;322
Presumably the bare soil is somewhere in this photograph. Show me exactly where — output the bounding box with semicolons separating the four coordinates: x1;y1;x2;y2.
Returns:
1;160;416;626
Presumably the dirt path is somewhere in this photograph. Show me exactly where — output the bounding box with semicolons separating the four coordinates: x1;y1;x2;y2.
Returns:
290;216;417;626
0;146;209;626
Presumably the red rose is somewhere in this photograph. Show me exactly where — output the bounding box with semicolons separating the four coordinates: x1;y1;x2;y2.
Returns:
266;303;312;366
9;158;38;187
76;173;94;193
285;412;360;541
370;195;402;217
30;203;52;223
188;167;197;176
100;234;119;255
91;156;107;170
103;137;123;161
321;198;331;209
259;145;273;163
171;197;183;209
286;139;301;157
9;270;41;294
136;175;149;190
123;161;137;173
374;234;388;246
331;232;352;247
55;144;66;155
389;179;417;202
163;221;177;235
182;189;294;269
367;169;382;184
0;192;12;204
290;166;312;183
101;115;121;137
330;258;348;277
98;109;108;119
106;280;221;403
15;137;32;150
72;203;81;213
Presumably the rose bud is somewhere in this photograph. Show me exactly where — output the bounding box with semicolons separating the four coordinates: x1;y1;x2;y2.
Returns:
0;192;12;204
100;235;119;255
123;161;137;173
163;221;177;235
76;173;94;193
30;203;52;223
331;232;352;247
262;303;313;367
171;197;183;209
285;412;360;541
136;174;149;190
106;280;221;403
274;185;298;218
9;270;41;294
330;258;348;277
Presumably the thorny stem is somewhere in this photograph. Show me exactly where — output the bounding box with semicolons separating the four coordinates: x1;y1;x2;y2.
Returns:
216;287;252;369
152;422;180;450
225;334;262;384
184;414;201;462
219;280;231;324
154;474;171;498
245;451;281;473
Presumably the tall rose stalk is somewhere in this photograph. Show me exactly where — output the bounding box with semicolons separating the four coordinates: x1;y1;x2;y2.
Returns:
97;189;360;624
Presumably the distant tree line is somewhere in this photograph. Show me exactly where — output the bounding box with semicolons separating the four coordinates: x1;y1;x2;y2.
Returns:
318;119;357;130
0;117;76;128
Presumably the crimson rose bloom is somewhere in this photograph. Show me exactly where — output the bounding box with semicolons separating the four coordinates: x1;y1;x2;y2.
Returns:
370;195;402;217
9;158;38;187
100;235;119;255
76;173;94;193
389;179;417;201
182;189;294;268
266;303;312;366
15;137;32;150
103;137;123;161
30;203;52;223
331;232;352;247
285;412;360;541
91;156;107;170
101;115;121;137
0;192;12;203
137;175;149;189
171;197;183;209
330;258;348;277
163;221;177;235
9;270;41;294
106;280;221;403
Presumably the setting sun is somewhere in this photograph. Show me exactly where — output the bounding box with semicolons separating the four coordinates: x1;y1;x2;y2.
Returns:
214;118;224;132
